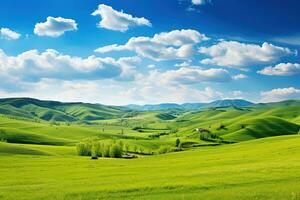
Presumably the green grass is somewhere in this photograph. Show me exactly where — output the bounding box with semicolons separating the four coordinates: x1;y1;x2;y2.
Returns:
0;135;300;199
0;98;300;199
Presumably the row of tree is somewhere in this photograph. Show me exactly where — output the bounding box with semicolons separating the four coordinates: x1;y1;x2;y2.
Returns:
77;140;123;158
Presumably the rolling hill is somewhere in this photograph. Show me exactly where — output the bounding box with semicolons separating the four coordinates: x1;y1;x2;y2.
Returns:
126;99;253;111
0;98;128;122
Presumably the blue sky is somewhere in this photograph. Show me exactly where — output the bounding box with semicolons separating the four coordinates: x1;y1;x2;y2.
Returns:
0;0;299;105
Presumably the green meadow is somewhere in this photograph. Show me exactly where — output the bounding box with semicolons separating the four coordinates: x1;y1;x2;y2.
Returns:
0;98;300;199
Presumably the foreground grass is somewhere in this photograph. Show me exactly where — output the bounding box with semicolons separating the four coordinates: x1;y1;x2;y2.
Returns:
0;135;300;200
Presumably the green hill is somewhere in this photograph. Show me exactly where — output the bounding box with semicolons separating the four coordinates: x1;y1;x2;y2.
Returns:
1;135;300;199
0;98;127;122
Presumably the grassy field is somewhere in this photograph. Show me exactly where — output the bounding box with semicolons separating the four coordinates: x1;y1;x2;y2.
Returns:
0;135;300;199
0;98;300;199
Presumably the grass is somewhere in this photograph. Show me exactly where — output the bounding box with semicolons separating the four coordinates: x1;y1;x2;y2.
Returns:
0;135;300;199
0;98;300;199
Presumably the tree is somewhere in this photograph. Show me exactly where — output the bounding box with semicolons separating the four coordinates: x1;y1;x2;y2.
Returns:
109;144;123;158
175;138;180;147
124;144;129;153
158;145;171;154
76;142;92;156
102;144;111;157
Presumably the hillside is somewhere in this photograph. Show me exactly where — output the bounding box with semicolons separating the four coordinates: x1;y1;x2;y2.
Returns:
126;99;253;111
1;135;300;199
0;98;299;200
169;104;300;142
0;98;128;122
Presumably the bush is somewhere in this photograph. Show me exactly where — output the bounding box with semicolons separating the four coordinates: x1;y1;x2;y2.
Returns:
76;142;92;156
102;144;111;157
93;142;102;157
175;138;180;147
0;129;7;142
158;145;171;154
109;144;123;158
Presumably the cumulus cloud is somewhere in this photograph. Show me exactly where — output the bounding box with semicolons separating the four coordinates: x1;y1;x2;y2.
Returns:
148;67;232;85
116;56;141;81
191;0;206;5
261;87;300;102
91;4;151;32
0;28;21;40
122;82;223;104
34;16;77;37
0;78;225;105
174;61;191;67
0;49;140;82
147;64;156;69
0;79;123;104
95;29;209;61
199;41;295;70
232;74;247;80
258;63;300;76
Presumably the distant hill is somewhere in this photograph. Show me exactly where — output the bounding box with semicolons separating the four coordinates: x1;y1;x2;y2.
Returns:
0;98;127;122
126;99;254;111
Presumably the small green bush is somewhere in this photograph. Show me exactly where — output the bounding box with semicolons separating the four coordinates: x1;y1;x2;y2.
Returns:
76;142;92;156
175;138;180;147
102;144;111;157
93;142;102;157
109;144;123;158
158;145;171;154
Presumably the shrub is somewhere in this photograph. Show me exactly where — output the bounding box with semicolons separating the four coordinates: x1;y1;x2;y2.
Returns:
93;142;102;157
102;144;111;157
175;138;180;147
149;134;160;139
158;145;171;154
0;130;7;142
76;142;92;156
109;144;123;158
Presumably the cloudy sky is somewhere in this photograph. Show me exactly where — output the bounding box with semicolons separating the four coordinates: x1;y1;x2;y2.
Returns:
0;0;299;105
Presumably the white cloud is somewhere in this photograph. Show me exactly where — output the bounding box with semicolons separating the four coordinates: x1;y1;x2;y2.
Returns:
91;4;151;32
174;61;191;67
34;16;77;37
0;76;225;105
147;64;156;69
95;29;209;61
0;49;140;82
192;0;206;5
0;28;21;40
232;74;247;80
122;83;223;105
260;87;300;102
95;44;127;53
147;67;232;85
258;63;300;76
273;34;300;46
0;79;124;105
199;41;295;70
116;56;141;81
